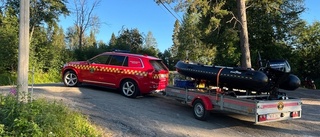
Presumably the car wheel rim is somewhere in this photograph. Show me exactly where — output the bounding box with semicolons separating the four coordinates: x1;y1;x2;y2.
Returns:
123;81;135;96
194;103;204;117
65;72;77;86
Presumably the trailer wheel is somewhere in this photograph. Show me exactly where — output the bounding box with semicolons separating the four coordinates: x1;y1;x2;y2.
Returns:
193;100;210;121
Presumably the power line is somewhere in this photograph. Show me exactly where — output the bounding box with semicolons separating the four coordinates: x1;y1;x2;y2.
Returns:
158;0;182;24
166;2;183;21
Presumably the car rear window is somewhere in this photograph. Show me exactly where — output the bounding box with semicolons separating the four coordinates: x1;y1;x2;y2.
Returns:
150;60;167;71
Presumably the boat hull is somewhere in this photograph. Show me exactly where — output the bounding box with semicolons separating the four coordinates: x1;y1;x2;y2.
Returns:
175;61;269;91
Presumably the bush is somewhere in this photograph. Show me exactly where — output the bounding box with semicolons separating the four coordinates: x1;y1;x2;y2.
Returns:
0;72;16;86
0;94;104;137
30;69;61;84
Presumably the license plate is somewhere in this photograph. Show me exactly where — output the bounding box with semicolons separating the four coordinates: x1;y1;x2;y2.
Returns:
267;113;281;120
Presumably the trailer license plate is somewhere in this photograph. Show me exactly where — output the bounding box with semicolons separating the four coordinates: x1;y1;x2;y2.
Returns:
267;113;281;120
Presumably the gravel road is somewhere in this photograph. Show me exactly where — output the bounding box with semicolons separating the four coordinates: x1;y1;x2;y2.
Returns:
1;84;319;137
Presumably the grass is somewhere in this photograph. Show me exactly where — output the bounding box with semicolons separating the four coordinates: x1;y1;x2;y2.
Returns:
0;93;107;137
0;70;61;86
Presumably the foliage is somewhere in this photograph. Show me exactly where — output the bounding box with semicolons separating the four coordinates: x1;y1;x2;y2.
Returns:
0;6;19;72
291;21;320;80
108;28;161;57
74;45;108;61
0;72;16;86
143;31;159;57
4;0;70;41
0;94;104;136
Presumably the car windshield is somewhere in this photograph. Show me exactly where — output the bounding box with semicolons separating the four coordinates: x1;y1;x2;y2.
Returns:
150;60;167;71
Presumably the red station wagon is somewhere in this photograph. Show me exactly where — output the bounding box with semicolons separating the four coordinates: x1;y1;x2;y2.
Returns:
61;51;169;98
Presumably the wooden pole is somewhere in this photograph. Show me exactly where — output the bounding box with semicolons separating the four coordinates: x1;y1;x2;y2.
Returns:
17;0;30;102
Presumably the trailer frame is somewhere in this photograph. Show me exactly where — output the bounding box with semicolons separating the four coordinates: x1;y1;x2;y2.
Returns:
165;85;302;124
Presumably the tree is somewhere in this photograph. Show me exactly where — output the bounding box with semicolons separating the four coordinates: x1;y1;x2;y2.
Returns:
5;0;69;41
158;0;250;67
73;0;101;49
0;6;19;72
50;25;72;70
292;21;320;79
115;28;144;53
177;12;215;65
65;26;79;50
87;30;97;47
237;0;250;68
143;31;159;57
109;32;117;48
171;20;180;59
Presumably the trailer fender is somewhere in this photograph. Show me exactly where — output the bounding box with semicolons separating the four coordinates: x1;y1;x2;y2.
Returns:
192;96;213;110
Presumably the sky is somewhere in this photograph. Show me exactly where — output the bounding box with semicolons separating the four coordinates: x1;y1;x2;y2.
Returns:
59;0;320;53
59;0;181;52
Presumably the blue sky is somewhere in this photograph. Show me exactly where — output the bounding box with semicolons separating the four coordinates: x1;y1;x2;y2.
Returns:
59;0;319;53
301;0;320;24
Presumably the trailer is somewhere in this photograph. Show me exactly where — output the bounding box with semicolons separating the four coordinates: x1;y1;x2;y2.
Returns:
164;84;302;124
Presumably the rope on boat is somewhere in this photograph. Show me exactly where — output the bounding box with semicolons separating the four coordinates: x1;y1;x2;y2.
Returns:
216;68;224;101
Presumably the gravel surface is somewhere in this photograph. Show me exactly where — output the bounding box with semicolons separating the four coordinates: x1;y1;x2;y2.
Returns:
1;83;320;137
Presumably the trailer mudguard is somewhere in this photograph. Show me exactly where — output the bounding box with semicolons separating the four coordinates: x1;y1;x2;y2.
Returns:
192;96;213;110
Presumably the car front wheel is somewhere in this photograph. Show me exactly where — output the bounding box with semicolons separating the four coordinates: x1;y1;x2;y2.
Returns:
121;80;139;98
63;71;79;87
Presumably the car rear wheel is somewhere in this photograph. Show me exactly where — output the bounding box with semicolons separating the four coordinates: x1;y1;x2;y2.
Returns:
121;80;139;98
63;71;79;87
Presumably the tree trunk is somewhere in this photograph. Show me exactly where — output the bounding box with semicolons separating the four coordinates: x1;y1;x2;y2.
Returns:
237;0;251;68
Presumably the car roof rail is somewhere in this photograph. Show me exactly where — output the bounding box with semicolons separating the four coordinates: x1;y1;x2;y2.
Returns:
112;49;131;53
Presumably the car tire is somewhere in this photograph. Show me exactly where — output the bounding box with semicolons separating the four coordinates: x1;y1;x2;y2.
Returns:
63;71;79;87
193;99;210;121
120;79;139;98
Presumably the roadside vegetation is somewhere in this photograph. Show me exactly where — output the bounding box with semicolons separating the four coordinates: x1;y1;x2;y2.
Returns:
0;93;105;136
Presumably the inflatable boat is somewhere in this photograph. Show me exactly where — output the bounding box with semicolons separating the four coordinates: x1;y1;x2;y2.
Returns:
175;60;300;92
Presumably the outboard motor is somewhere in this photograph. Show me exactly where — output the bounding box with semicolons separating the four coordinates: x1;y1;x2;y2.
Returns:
267;60;291;73
262;59;300;91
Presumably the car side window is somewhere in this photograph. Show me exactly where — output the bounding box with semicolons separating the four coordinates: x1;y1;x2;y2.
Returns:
109;55;126;66
128;57;143;67
90;55;110;64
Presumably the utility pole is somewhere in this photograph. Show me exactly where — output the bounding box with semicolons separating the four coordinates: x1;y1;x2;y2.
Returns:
17;0;30;102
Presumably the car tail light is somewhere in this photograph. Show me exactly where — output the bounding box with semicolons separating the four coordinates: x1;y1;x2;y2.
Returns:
258;115;267;122
290;111;300;117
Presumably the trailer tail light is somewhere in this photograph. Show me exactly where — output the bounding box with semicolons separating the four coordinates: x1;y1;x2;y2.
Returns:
290;111;300;117
258;115;267;122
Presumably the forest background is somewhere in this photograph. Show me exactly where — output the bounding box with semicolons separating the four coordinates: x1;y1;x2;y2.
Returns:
0;0;319;88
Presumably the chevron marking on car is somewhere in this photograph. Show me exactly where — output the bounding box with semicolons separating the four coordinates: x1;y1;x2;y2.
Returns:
70;64;157;78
